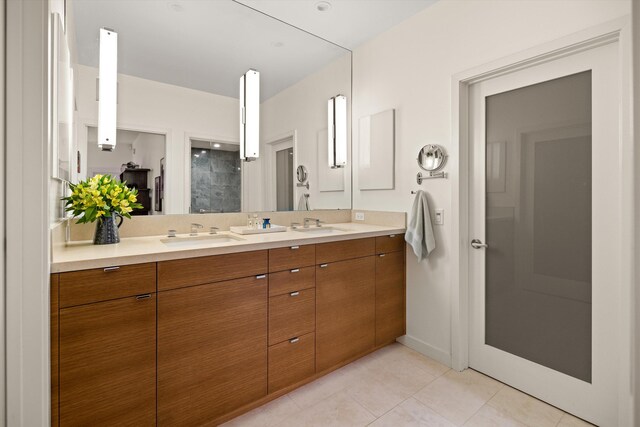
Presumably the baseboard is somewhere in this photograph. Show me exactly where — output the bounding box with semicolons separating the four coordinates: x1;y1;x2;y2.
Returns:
397;334;452;367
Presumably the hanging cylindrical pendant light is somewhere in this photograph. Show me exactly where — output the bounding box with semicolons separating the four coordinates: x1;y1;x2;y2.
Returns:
328;94;347;168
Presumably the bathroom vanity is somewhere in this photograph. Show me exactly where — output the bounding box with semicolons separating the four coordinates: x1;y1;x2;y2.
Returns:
50;225;406;426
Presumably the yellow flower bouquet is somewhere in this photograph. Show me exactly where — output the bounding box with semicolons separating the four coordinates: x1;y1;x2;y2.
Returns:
64;174;143;223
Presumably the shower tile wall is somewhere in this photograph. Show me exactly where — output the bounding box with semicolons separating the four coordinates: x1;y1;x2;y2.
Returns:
191;148;241;213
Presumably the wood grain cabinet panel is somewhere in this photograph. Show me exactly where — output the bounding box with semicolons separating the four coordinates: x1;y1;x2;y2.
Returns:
158;275;268;426
59;294;156;426
316;256;376;372
50;274;59;427
269;244;316;272
375;251;406;345
269;288;315;345
269;266;315;297
157;250;267;291
268;333;315;393
316;238;375;264
59;263;156;308
375;234;405;254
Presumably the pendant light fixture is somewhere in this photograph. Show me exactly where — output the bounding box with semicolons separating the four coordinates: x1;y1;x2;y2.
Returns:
240;69;260;161
328;94;347;168
97;27;117;152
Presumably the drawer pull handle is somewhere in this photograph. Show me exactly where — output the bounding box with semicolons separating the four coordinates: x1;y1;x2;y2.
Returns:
136;294;151;300
389;234;396;238
103;266;120;272
290;291;300;297
319;264;328;268
379;254;386;257
289;337;299;344
291;246;299;250
290;268;300;273
256;274;267;279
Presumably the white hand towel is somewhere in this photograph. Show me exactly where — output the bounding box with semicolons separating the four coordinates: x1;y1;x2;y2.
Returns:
297;194;310;211
405;190;436;261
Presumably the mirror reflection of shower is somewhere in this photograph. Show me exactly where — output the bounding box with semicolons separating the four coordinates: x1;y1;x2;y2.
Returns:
190;139;241;213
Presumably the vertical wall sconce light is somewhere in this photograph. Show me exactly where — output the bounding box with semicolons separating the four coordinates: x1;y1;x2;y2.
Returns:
240;69;260;161
98;27;117;151
328;94;347;168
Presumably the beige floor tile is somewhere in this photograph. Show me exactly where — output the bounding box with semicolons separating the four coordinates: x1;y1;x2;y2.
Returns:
369;397;457;427
287;365;358;410
277;390;376;427
414;369;503;426
221;395;300;427
344;372;411;417
376;343;450;378
486;387;563;427
557;412;595;427
463;405;527;427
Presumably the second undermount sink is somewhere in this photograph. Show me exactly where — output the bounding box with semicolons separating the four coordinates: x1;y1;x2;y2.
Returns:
292;226;347;235
160;233;244;248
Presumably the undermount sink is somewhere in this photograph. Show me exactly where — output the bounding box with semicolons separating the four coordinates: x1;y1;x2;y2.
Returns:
292;226;346;234
160;233;244;248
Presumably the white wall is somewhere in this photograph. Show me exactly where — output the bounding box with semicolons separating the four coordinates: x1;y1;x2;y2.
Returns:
75;64;238;214
351;0;630;364
633;1;639;424
260;52;352;211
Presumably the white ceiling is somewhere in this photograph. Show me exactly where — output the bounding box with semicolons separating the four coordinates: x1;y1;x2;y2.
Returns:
235;0;438;50
73;0;437;100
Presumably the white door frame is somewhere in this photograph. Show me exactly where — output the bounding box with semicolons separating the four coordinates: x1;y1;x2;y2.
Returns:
450;17;634;424
264;130;298;212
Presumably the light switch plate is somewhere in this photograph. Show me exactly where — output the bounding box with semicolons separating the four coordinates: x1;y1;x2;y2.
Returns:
355;212;365;221
434;209;444;225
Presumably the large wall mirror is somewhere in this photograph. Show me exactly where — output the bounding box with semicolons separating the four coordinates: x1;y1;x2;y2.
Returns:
69;0;352;214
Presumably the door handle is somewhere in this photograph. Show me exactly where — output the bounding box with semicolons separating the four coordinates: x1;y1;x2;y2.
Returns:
471;239;488;249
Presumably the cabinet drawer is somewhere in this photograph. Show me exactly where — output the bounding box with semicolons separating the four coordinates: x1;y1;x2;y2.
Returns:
268;332;315;393
269;288;315;345
269;244;316;272
59;263;156;308
375;234;405;254
316;238;375;264
157;250;267;291
269;266;315;297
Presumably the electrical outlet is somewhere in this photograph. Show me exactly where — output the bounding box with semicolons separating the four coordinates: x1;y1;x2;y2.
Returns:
434;209;444;225
355;212;365;221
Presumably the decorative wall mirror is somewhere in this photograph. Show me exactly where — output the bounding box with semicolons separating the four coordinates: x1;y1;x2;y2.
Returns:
69;0;352;214
417;144;447;172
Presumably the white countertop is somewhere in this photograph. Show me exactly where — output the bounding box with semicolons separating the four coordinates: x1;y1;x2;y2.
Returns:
51;222;406;273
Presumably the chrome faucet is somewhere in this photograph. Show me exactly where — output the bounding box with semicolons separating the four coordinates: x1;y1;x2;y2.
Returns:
209;226;219;235
290;222;301;230
303;217;321;228
190;223;203;236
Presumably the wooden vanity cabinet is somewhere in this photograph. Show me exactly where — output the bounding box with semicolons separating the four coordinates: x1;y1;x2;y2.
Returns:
55;265;157;427
267;246;317;393
58;295;156;426
51;234;406;425
316;239;376;372
157;274;268;426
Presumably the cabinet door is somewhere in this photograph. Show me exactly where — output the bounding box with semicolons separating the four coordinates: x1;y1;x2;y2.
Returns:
316;256;375;372
59;294;156;426
158;275;268;426
375;251;406;345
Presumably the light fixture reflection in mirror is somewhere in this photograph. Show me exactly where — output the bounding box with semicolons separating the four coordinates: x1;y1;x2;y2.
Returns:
328;94;347;168
240;69;260;162
98;27;118;152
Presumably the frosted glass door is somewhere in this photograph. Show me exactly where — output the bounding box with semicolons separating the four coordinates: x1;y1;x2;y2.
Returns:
485;71;592;382
468;41;620;426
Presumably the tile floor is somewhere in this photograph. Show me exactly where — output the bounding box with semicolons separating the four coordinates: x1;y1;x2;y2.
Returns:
222;343;595;427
